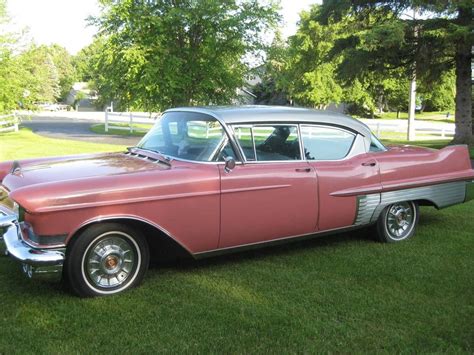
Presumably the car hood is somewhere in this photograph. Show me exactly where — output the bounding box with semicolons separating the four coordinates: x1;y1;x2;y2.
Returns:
2;152;167;192
1;152;220;215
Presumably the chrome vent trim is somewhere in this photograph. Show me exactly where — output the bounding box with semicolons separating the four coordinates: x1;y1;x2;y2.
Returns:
354;194;380;226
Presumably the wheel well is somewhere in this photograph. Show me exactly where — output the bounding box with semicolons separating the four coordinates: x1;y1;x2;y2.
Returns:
414;199;439;209
68;219;193;263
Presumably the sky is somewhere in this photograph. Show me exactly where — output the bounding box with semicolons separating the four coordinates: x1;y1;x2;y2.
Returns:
6;0;320;54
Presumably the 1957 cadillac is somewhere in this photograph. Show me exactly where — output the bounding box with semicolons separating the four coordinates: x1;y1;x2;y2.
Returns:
1;106;473;297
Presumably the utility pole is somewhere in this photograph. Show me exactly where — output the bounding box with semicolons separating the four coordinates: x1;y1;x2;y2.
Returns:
407;8;418;141
407;69;416;141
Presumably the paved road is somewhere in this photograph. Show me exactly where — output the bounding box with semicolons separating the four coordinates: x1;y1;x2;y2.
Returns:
21;116;141;146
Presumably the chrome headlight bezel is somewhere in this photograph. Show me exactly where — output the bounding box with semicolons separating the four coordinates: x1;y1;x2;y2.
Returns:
12;202;20;221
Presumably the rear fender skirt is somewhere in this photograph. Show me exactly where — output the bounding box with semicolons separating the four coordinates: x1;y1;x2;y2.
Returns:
354;181;467;226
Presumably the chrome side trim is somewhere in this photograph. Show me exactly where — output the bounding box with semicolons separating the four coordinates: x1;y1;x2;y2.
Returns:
369;181;466;223
354;194;380;226
193;224;366;259
354;181;468;225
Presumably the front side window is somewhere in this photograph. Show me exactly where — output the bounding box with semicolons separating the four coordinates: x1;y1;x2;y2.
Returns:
137;112;227;161
301;125;355;160
233;125;301;161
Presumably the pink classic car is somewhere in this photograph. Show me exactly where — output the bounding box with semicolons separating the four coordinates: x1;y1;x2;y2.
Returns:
1;106;473;297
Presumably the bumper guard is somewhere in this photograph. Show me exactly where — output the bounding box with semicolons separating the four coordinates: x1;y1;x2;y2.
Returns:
0;214;64;279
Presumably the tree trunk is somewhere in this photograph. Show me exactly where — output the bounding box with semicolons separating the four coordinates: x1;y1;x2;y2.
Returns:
452;5;473;145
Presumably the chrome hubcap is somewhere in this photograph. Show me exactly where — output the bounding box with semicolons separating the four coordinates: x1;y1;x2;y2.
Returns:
85;236;136;289
386;202;415;240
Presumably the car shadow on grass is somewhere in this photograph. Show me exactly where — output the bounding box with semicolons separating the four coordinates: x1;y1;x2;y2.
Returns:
151;228;375;274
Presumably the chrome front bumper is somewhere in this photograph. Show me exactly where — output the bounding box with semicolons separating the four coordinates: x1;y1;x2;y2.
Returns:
0;214;65;279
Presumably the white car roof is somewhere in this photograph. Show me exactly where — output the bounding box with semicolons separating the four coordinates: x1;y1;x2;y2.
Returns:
165;106;372;137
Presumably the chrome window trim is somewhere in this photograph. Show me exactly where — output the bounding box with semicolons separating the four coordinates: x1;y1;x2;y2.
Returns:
209;136;230;162
229;122;369;165
250;127;257;162
230;125;253;163
297;124;305;161
154;115;368;165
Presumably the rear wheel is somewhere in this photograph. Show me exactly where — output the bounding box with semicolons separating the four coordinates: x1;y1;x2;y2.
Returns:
376;201;419;243
65;223;149;297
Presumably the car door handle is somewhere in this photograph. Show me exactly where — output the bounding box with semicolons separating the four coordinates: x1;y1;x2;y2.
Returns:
361;160;377;167
295;168;312;172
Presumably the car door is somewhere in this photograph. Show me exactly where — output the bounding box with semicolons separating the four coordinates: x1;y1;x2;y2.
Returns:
218;124;318;249
301;124;381;231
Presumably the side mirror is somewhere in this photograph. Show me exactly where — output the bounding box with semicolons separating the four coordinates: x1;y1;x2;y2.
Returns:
224;156;236;173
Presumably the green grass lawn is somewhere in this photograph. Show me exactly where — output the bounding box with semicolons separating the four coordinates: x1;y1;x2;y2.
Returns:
90;123;151;137
380;136;474;159
0;129;473;353
0;128;126;161
360;111;456;123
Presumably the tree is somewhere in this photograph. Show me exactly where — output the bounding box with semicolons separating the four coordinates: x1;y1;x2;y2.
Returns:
48;44;77;101
419;70;455;112
0;0;25;112
0;1;76;111
285;8;344;109
317;0;473;145
18;46;62;104
253;31;290;105
90;0;280;112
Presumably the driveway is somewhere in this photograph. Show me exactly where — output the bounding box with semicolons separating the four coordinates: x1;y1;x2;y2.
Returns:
21;116;141;146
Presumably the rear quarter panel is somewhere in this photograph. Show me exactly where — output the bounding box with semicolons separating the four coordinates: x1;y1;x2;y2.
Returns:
375;145;474;191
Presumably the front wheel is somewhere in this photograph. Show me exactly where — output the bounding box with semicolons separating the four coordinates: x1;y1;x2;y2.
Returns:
375;201;419;243
65;223;149;297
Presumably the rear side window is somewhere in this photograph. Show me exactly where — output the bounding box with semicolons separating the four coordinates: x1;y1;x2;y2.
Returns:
301;125;355;160
254;126;301;161
233;125;301;161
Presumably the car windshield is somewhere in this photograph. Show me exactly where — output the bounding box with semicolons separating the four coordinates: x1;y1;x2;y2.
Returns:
136;111;227;161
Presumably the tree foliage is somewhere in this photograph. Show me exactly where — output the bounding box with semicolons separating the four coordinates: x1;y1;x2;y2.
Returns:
89;0;280;112
0;0;77;112
316;0;472;144
285;8;344;109
253;31;289;105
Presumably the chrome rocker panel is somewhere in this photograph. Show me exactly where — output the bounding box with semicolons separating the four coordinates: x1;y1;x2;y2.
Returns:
0;214;64;279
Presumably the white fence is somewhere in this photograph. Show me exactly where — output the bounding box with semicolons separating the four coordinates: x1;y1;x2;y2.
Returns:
0;113;19;133
360;119;455;139
104;111;158;133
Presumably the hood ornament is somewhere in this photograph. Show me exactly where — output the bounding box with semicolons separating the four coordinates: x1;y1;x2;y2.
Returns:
10;161;23;177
